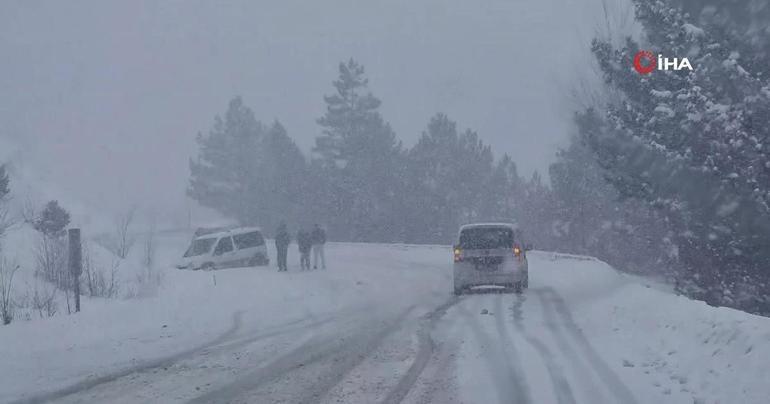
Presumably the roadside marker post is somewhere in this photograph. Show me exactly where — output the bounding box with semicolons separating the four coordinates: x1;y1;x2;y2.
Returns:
68;228;82;313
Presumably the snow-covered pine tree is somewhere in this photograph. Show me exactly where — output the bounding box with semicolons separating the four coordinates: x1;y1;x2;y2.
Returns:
548;112;675;275
673;0;770;73
587;0;770;312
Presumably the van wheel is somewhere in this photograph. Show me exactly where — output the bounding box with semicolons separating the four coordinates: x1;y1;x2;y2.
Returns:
201;263;215;271
513;282;524;294
523;275;529;289
454;286;464;295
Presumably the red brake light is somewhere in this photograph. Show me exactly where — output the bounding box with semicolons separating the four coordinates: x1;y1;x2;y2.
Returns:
513;245;521;257
454;247;462;262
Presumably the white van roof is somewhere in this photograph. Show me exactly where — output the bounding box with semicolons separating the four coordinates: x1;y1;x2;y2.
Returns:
459;222;518;231
194;226;263;240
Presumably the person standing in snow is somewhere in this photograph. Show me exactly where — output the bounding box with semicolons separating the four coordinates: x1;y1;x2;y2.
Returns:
310;224;326;270
297;228;312;271
275;223;290;272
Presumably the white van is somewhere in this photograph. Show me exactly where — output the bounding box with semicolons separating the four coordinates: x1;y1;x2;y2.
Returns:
176;227;269;270
452;223;529;294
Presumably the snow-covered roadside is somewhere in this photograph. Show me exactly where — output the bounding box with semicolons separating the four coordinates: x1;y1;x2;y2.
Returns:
528;251;770;404
1;241;769;403
0;238;450;403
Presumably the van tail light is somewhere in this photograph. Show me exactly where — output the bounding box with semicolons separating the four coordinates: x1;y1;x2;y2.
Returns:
513;244;522;257
454;247;463;262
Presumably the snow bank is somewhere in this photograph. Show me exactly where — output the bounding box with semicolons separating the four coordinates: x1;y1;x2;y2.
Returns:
530;251;770;404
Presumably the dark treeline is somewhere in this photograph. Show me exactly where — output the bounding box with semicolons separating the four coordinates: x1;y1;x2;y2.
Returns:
188;59;541;245
189;0;769;315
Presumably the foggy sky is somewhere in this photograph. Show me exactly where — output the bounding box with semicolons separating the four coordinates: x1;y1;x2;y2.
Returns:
0;0;630;227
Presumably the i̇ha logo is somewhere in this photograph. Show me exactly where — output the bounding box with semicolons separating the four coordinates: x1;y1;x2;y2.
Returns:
633;50;693;75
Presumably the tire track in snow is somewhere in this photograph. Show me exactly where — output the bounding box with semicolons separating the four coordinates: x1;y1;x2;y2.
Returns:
455;295;531;404
206;314;337;355
381;295;461;404
10;310;246;404
13;310;345;404
538;287;638;404
492;294;533;403
509;293;577;404
292;306;418;404
188;306;415;404
533;288;607;404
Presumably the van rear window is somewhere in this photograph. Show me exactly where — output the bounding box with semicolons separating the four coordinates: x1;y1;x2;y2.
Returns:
459;228;514;249
233;231;265;249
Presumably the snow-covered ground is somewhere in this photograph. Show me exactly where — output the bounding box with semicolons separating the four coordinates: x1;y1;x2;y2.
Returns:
1;234;769;404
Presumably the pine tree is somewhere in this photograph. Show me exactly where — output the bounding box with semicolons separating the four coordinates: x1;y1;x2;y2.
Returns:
549;117;675;274
188;96;262;224
34;200;70;237
257;121;308;231
586;0;770;312
405;114;462;242
405;113;497;243
517;171;557;250
479;154;520;222
314;59;405;241
0;165;8;201
188;97;307;230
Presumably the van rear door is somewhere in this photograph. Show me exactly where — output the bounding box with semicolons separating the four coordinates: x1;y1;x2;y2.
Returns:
458;227;514;270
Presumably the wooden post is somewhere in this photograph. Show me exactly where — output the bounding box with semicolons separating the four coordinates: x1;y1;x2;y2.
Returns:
68;228;82;313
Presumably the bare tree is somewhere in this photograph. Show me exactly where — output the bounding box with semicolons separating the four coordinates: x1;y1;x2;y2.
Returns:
20;195;39;226
135;223;162;297
112;207;136;259
0;207;12;243
142;223;155;269
0;259;19;325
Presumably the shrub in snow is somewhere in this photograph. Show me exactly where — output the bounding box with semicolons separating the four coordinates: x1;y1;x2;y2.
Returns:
33;232;69;292
0;259;19;325
0;165;11;242
132;229;163;298
29;280;57;319
81;241;120;299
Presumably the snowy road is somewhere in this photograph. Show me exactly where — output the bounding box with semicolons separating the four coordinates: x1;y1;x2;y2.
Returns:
4;241;770;404
20;290;633;404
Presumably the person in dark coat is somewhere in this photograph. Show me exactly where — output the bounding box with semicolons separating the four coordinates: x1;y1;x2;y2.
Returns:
275;223;290;272
297;229;312;271
310;224;326;269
